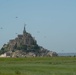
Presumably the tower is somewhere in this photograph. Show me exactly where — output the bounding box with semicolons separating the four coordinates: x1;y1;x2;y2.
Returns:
23;24;26;34
23;24;27;45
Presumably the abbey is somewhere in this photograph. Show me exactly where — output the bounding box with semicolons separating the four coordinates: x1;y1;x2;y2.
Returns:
8;25;37;51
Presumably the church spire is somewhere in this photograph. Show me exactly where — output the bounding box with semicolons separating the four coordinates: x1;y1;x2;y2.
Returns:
23;24;26;34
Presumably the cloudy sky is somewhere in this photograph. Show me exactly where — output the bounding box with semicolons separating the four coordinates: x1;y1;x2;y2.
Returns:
0;0;76;53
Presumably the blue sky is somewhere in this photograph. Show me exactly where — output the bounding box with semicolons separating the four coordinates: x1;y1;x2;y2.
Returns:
0;0;76;53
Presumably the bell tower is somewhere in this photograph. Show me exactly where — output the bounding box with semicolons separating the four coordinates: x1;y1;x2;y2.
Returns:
23;24;26;35
23;24;27;45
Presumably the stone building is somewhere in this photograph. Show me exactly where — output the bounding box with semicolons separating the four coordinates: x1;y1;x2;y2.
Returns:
8;25;37;51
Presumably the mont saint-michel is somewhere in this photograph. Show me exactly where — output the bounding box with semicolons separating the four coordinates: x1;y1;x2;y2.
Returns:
0;25;58;57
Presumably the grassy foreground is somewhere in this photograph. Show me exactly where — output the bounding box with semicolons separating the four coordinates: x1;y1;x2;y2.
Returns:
0;57;76;75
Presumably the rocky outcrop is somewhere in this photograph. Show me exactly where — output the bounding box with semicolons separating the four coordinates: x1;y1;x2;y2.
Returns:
0;25;58;57
9;47;58;57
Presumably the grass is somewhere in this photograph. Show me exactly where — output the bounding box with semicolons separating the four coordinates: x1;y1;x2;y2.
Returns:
0;57;76;75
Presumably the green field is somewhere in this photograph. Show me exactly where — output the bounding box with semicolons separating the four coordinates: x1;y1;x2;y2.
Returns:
0;57;76;75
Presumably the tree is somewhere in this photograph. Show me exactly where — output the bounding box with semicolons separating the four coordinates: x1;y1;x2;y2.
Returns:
16;45;27;51
0;48;7;55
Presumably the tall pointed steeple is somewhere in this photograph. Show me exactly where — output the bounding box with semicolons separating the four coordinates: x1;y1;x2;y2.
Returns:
23;24;26;34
